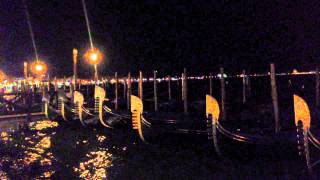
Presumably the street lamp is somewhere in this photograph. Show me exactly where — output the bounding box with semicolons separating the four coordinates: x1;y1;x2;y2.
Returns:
30;60;47;76
84;48;103;81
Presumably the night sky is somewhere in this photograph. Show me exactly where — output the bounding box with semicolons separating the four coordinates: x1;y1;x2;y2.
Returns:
1;0;320;77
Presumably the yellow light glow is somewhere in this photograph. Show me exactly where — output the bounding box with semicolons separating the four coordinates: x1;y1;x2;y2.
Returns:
0;70;7;82
90;53;98;61
30;61;47;76
36;64;43;71
84;48;103;65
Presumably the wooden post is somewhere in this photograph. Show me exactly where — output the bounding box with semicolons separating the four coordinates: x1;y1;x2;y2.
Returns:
270;63;280;133
73;48;78;91
154;70;158;111
242;70;246;104
54;77;58;92
47;74;50;92
183;68;188;114
63;76;66;91
246;75;251;97
78;79;81;91
123;79;127;99
24;62;28;80
220;67;226;121
127;73;132;110
316;67;320;107
94;65;98;82
168;75;172;101
86;83;89;97
181;73;184;101
115;72;119;110
209;72;213;95
138;71;143;100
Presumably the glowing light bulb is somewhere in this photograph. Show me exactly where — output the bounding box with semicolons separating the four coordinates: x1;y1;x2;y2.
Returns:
90;53;98;61
36;64;43;71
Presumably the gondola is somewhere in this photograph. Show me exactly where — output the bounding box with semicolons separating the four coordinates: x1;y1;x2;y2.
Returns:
130;94;284;153
44;84;129;128
294;94;320;174
43;88;74;121
130;95;213;144
52;85;105;126
100;91;131;128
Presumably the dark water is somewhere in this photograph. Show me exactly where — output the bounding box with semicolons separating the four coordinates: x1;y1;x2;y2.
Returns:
0;119;314;179
0;75;319;179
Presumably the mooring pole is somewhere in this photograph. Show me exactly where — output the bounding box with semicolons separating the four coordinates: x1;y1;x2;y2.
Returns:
63;76;66;91
139;71;143;100
123;79;127;99
47;74;50;92
73;48;78;91
115;72;119;110
94;65;98;83
154;70;158;112
270;63;280;133
316;67;320;107
183;68;188;114
220;67;226;121
127;72;131;110
168;75;172;101
78;79;81;91
24;61;28;80
23;62;28;92
246;75;251;97
181;73;184;101
242;70;246;104
209;72;213;96
54;77;58;92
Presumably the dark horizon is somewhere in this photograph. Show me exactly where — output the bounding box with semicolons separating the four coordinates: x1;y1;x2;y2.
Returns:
1;0;320;77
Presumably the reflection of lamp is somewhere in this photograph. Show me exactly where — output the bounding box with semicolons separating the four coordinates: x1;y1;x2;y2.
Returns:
30;60;47;76
84;48;103;80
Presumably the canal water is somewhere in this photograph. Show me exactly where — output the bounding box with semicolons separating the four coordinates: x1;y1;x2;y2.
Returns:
0;118;315;179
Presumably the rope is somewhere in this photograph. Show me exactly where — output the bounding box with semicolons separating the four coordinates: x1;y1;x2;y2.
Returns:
308;131;320;150
103;106;131;119
81;106;95;116
216;122;267;144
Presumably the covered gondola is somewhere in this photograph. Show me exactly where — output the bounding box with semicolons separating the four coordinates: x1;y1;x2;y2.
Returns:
44;85;129;128
130;95;213;144
43;89;74;121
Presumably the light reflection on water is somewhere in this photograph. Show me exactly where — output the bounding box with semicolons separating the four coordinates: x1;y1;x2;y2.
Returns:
0;119;116;179
0;132;11;143
73;150;112;179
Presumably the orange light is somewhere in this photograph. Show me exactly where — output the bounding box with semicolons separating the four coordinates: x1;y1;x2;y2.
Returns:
84;48;103;65
30;61;47;76
90;53;98;61
0;70;6;82
36;64;43;71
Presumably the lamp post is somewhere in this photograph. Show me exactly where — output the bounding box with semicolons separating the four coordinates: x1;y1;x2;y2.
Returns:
84;48;103;82
30;60;48;91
